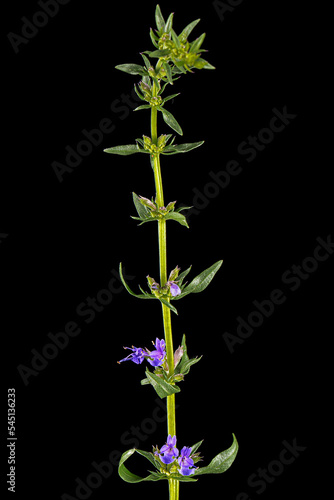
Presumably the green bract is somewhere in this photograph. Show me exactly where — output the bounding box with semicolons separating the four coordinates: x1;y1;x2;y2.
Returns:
105;5;237;499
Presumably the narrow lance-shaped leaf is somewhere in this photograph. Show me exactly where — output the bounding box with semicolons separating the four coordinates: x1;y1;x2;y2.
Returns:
158;107;183;136
173;260;223;300
115;64;148;76
163;141;204;155
104;145;148;156
155;4;165;32
118;449;163;483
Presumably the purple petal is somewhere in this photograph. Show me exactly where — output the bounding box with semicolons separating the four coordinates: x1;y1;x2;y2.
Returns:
179;466;196;476
169;282;181;297
160;453;175;465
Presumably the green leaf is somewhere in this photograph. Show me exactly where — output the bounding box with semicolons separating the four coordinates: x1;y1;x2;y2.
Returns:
133;104;151;112
180;19;201;40
147;48;171;58
118;448;163;483
103;145;148;156
158;107;183;135
164;212;189;228
132;192;150;220
155;4;165;32
176;335;202;376
165;12;174;33
171;29;181;49
162;61;173;84
163;141;204;154
119;263;154;300
190;33;206;54
115;64;148;76
162;93;180;104
140;52;151;70
176;266;192;286
194;434;239;476
173;260;223;299
145;369;181;398
150;28;159;48
191;440;204;455
159;297;178;315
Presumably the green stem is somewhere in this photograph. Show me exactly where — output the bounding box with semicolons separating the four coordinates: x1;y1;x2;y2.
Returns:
151;75;178;500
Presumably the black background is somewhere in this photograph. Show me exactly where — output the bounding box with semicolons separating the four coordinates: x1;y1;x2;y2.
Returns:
2;1;331;499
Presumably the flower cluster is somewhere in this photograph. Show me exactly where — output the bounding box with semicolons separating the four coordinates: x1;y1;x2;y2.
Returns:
118;338;166;366
147;265;182;298
154;435;200;476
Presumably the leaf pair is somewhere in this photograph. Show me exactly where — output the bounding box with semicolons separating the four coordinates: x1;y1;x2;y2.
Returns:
119;260;223;316
131;193;190;228
118;433;239;483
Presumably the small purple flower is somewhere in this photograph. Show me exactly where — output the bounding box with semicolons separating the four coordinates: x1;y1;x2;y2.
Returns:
168;281;181;297
159;435;179;464
146;338;166;367
118;346;146;365
178;446;196;476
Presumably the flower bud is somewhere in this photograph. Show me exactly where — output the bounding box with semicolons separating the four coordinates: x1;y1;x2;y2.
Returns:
168;265;180;282
139;196;157;211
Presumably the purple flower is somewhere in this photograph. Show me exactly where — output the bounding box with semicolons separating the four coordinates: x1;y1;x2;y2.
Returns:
159;435;179;464
178;446;196;476
146;338;166;367
168;281;181;297
118;346;146;365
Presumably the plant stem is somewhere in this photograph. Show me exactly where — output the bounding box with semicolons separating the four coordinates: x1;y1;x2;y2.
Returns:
151;77;178;500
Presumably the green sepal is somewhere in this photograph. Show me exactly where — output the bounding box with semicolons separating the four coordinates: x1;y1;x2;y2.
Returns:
194;434;239;476
103;145;148;156
173;260;223;300
115;64;148;76
175;335;202;376
144;368;181;398
158;107;183;135
163;141;204;155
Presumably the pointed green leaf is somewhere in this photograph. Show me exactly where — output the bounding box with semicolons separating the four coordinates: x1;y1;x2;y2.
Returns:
173;260;223;299
180;19;201;40
118;448;163;483
158;107;183;135
190;33;206;54
176;335;202;376
194;434;239;476
176;266;192;286
119;263;154;300
194;58;216;70
165;12;174;33
104;145;148;156
150;28;159;48
133;104;151;112
171;29;181;48
145;369;181;398
155;4;165;32
162;93;180;104
162;62;173;85
132;193;150;220
159;297;178;315
191;440;204;455
164;212;189;228
115;64;148;76
140;52;151;70
163;141;204;155
147;48;171;58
